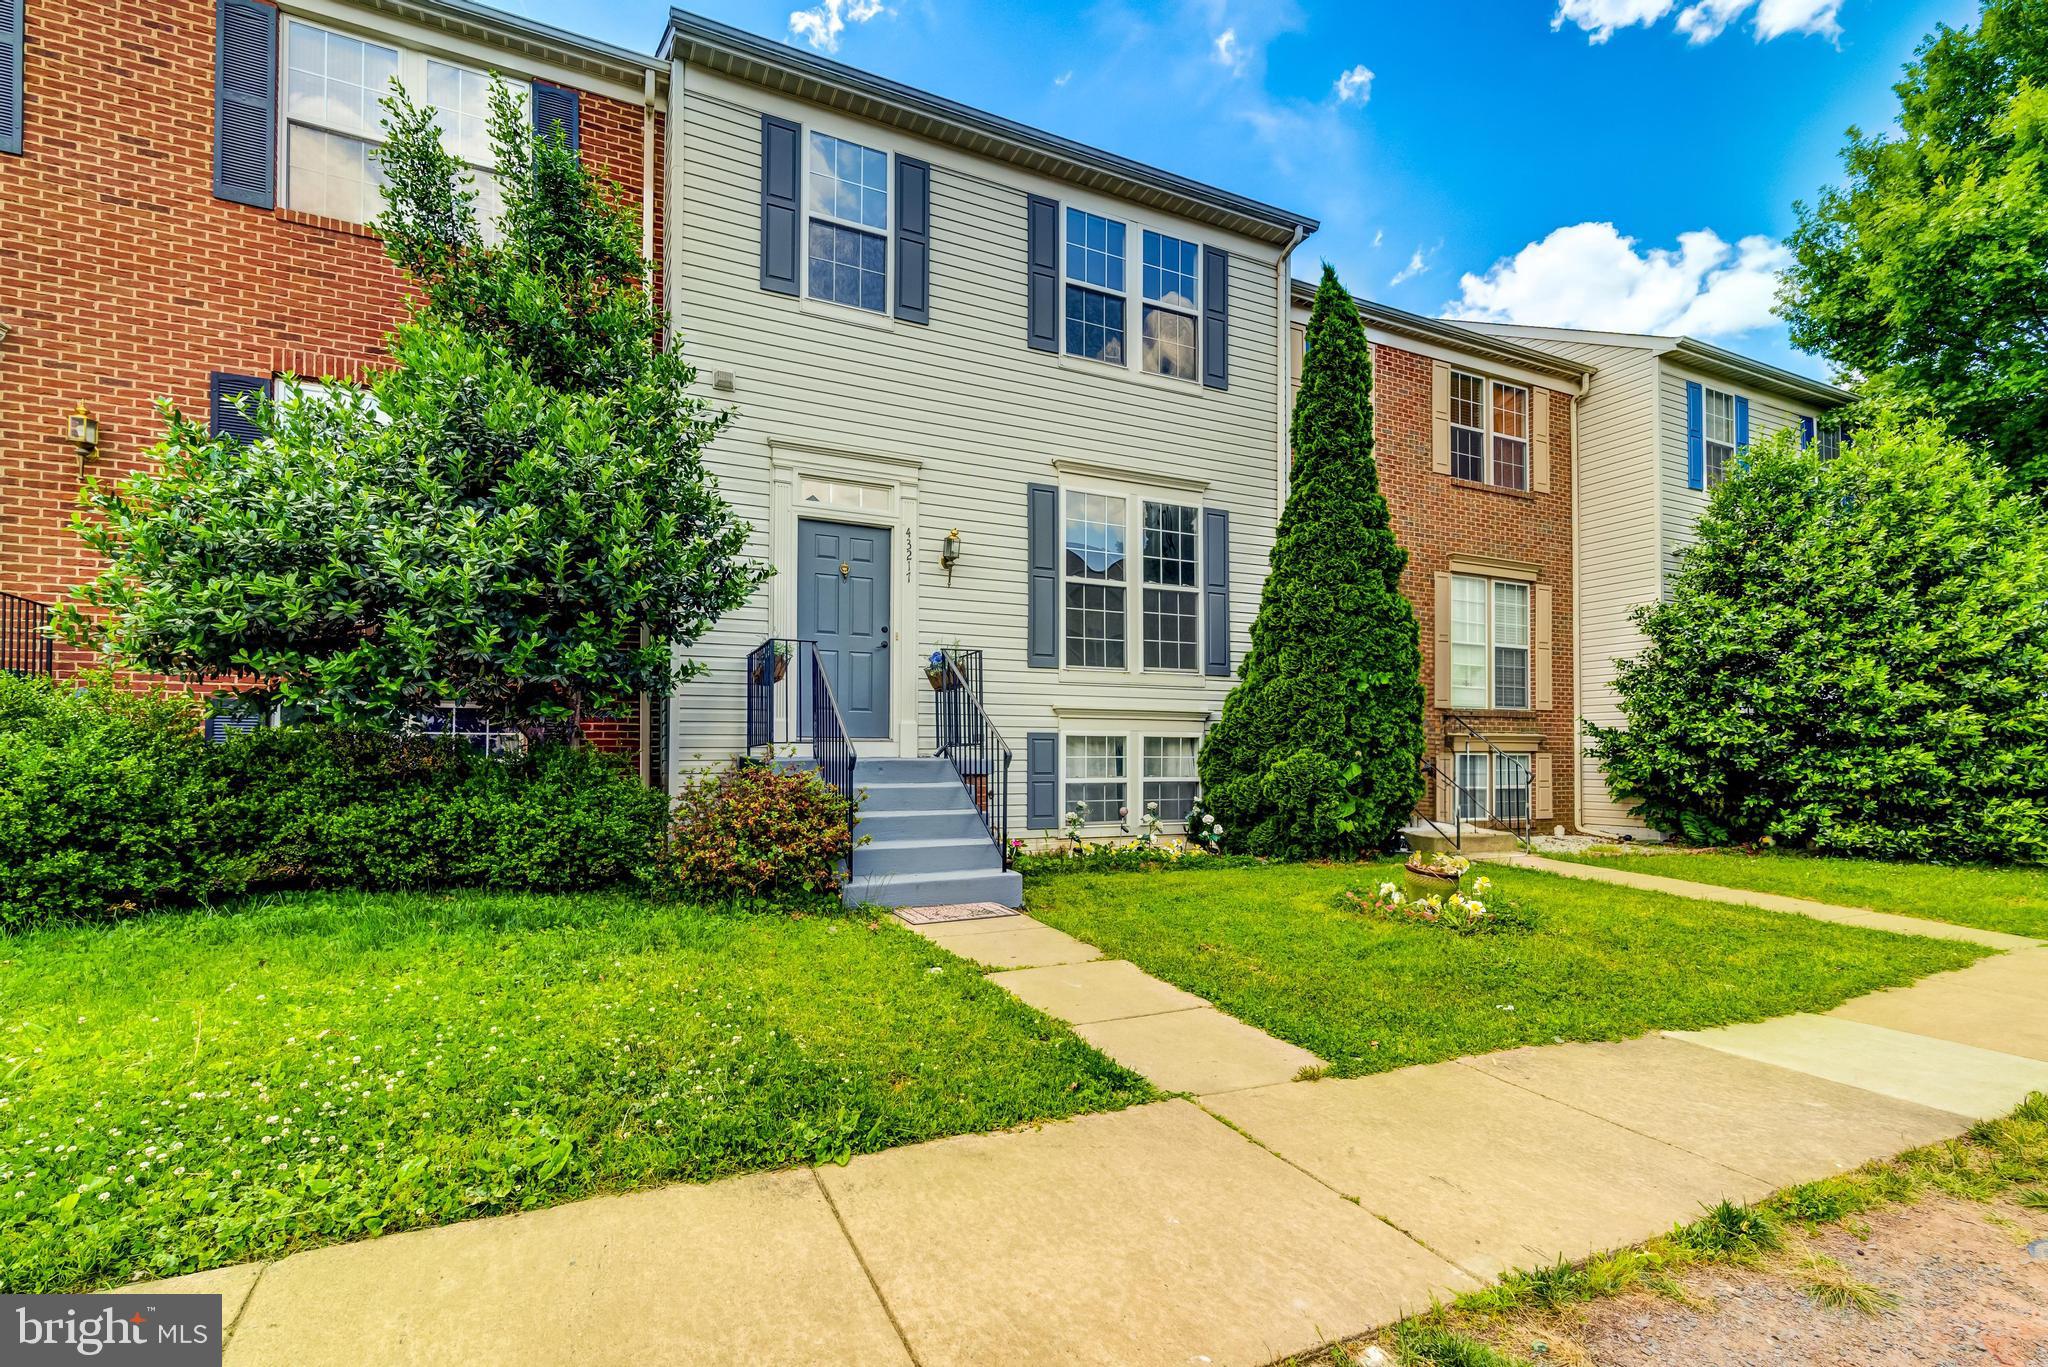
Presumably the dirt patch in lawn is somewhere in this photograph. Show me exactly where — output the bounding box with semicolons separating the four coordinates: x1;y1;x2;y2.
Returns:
1462;1195;2048;1366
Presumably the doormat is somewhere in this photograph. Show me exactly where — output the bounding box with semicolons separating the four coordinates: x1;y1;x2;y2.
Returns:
893;903;1020;925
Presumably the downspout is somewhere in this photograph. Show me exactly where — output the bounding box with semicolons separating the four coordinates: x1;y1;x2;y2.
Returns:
1273;224;1307;521
1569;377;1584;833
638;63;660;786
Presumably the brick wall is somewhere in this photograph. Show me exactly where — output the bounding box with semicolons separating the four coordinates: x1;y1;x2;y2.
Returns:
0;0;658;759
1372;341;1578;832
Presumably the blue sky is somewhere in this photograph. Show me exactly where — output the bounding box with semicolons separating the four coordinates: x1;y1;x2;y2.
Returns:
504;0;1981;378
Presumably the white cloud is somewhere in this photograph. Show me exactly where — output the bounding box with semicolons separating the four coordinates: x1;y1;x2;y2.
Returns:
1372;228;1385;249
1053;69;1073;87
1333;63;1374;104
1552;0;1839;43
1213;27;1246;75
789;0;888;53
1443;222;1791;338
1390;247;1430;286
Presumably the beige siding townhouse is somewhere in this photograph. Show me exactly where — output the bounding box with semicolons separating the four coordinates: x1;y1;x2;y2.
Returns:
1455;323;1852;838
657;13;1318;903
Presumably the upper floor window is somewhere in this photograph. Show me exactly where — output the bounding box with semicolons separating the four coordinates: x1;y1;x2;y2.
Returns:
282;20;521;230
1449;574;1530;710
1815;421;1842;461
1062;487;1201;674
1061;210;1208;379
1448;370;1529;491
806;132;889;313
1702;386;1737;488
1064;208;1127;364
1140;231;1200;381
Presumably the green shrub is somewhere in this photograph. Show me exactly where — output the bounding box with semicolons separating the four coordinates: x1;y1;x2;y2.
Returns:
212;726;665;892
658;761;853;905
0;674;243;930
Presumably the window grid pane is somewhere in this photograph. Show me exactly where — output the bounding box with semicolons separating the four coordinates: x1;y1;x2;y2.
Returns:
1492;580;1530;709
1065;208;1126;291
1704;388;1736;489
1142;735;1199;822
286;22;398;141
1141;230;1199;309
1450;372;1485;482
1141;305;1197;379
286;124;388;223
1065;735;1128;824
1065;286;1126;363
1495;754;1531;820
1449;574;1488;708
807;132;888;231
426;60;493;166
1456;752;1488;821
808;220;888;313
1491;384;1529;490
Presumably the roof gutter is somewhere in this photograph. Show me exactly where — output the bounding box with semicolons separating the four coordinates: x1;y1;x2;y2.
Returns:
1667;339;1852;408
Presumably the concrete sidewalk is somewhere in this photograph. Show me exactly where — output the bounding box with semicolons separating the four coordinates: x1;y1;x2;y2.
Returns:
141;922;2048;1366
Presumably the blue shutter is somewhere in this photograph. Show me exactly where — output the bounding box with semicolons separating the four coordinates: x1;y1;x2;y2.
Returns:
209;372;268;442
893;155;930;324
759;115;800;296
1799;415;1815;449
1202;508;1230;677
1684;380;1705;490
1026;194;1058;353
0;0;22;157
1201;246;1229;391
1734;395;1750;452
1025;732;1058;829
1027;482;1058;668
212;0;275;208
531;81;579;151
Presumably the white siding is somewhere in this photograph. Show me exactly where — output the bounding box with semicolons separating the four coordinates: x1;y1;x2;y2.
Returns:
1655;360;1821;580
663;69;1285;832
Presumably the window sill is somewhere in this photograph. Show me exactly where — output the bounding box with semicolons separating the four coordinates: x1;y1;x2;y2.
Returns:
1448;477;1536;501
1051;350;1212;396
799;295;899;331
276;207;381;241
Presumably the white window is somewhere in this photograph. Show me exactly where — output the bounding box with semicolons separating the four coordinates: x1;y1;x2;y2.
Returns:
1142;736;1199;821
1449;574;1532;710
1062;487;1202;675
1064;208;1127;364
1816;421;1841;461
1453;750;1531;821
414;703;524;755
806;131;889;313
1703;386;1737;488
1064;735;1127;825
1140;230;1199;380
798;476;892;512
281;20;525;230
1454;751;1488;821
1448;370;1529;490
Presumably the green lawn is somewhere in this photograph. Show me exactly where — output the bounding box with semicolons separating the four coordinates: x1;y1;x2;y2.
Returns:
1549;850;2048;939
1024;862;1989;1078
0;892;1152;1293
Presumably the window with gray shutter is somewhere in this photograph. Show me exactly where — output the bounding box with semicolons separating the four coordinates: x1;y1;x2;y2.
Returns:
894;154;930;324
1200;246;1229;390
0;0;22;157
759;114;800;295
209;373;269;443
1026;482;1059;667
1026;195;1058;352
531;80;579;151
213;0;277;208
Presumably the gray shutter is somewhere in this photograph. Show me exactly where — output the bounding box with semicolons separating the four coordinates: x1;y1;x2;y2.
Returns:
0;0;22;157
759;114;800;296
209;372;268;442
1027;482;1058;668
1026;194;1058;353
1202;507;1230;677
1026;732;1058;829
213;0;276;208
894;155;930;324
531;81;579;151
1201;246;1229;390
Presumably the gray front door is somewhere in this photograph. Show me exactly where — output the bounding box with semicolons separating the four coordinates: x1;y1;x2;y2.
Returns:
796;518;891;739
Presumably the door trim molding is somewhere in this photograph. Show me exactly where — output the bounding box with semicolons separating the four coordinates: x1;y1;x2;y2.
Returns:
768;445;920;758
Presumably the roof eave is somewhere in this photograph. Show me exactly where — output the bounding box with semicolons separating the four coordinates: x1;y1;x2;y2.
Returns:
1290;280;1596;384
662;9;1319;247
1667;339;1854;408
352;0;662;87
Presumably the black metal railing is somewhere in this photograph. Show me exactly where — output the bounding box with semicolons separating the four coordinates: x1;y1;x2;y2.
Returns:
1417;716;1537;852
930;647;1012;868
1;594;54;678
809;649;858;844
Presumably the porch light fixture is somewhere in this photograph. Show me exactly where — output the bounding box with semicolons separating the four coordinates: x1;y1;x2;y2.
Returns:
939;528;962;584
67;401;100;475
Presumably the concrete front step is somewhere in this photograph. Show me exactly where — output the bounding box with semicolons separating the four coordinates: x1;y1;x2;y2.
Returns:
860;780;977;814
845;867;1023;909
854;807;992;843
1401;824;1522;856
853;835;1004;877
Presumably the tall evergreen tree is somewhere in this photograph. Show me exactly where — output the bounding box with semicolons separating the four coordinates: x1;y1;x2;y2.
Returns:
1197;265;1424;859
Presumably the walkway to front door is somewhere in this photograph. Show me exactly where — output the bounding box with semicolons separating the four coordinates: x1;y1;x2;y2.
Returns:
796;518;891;741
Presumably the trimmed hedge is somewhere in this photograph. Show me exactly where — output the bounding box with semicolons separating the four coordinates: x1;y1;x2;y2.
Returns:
0;674;667;932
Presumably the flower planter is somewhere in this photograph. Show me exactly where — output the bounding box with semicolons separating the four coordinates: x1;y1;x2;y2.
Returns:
1402;861;1462;903
753;656;789;685
925;667;955;692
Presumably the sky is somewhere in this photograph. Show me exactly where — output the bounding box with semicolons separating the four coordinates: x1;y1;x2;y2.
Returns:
498;0;1984;379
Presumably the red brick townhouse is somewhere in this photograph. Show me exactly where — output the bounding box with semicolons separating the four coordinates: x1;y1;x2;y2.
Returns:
1289;287;1594;836
0;0;666;763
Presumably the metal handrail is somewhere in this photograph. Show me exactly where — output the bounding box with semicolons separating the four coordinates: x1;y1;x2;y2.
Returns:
1;593;54;678
1433;714;1538;851
809;649;859;845
747;636;859;840
931;647;1012;868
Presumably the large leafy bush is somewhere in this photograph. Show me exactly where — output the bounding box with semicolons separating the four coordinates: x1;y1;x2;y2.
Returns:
1196;266;1425;858
1589;416;2048;861
659;761;854;904
59;82;762;734
0;674;241;930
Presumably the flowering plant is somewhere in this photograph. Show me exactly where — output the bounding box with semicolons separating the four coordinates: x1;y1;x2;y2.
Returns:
1406;851;1470;878
1182;797;1225;851
658;759;854;904
1343;873;1529;934
1137;800;1165;845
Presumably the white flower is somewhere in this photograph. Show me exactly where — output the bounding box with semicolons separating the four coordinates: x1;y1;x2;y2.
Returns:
1211;824;1224;836
1377;882;1397;898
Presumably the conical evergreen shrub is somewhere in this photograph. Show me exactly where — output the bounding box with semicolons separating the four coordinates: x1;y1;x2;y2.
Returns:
1196;265;1425;858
